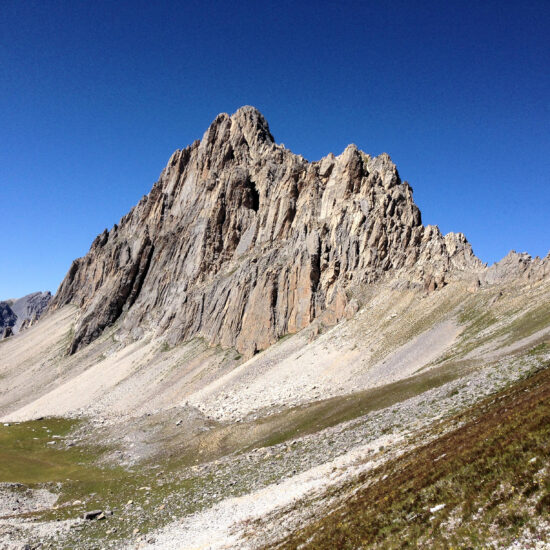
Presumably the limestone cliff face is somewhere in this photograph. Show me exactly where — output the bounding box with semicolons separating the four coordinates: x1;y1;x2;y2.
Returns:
50;106;484;356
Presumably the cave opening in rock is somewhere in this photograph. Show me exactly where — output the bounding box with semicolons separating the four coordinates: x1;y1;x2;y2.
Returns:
244;178;260;212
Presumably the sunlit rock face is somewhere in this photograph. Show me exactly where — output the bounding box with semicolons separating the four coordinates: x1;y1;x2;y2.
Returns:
50;106;484;356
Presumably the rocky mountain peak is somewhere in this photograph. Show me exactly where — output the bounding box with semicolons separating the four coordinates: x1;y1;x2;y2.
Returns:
197;106;274;167
49;107;485;356
229;105;274;144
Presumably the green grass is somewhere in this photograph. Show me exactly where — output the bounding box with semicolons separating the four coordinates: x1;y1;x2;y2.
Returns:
504;302;550;344
362;290;466;367
438;287;550;363
274;364;550;549
529;341;549;356
64;325;75;348
459;309;498;339
0;417;222;545
0;418;101;484
0;419;145;526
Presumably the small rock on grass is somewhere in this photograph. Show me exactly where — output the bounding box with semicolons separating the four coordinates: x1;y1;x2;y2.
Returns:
83;510;103;520
429;503;446;513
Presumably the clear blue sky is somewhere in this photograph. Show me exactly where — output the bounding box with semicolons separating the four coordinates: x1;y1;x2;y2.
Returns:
1;0;549;298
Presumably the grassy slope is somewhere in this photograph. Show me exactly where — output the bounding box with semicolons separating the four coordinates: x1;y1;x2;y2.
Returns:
0;418;209;545
1;279;548;547
0;356;466;546
273;363;550;549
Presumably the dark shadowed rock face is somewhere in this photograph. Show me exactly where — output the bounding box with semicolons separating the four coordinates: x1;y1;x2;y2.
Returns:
0;292;52;338
50;106;489;356
0;302;17;335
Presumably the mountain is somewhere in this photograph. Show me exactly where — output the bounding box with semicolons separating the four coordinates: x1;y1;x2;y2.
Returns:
1;108;548;549
49;106;488;357
0;291;51;338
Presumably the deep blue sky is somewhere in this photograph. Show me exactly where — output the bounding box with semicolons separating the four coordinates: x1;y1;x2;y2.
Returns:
1;1;549;298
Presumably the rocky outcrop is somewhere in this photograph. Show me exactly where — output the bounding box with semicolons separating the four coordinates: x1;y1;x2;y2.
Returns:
50;106;485;356
0;292;52;338
479;251;550;285
0;302;17;336
19;314;40;332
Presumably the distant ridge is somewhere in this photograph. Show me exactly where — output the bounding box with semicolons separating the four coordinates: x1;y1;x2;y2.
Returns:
0;291;51;338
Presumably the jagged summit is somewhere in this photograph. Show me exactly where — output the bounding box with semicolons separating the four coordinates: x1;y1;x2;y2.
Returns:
50;107;487;356
198;106;274;161
228;105;274;143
